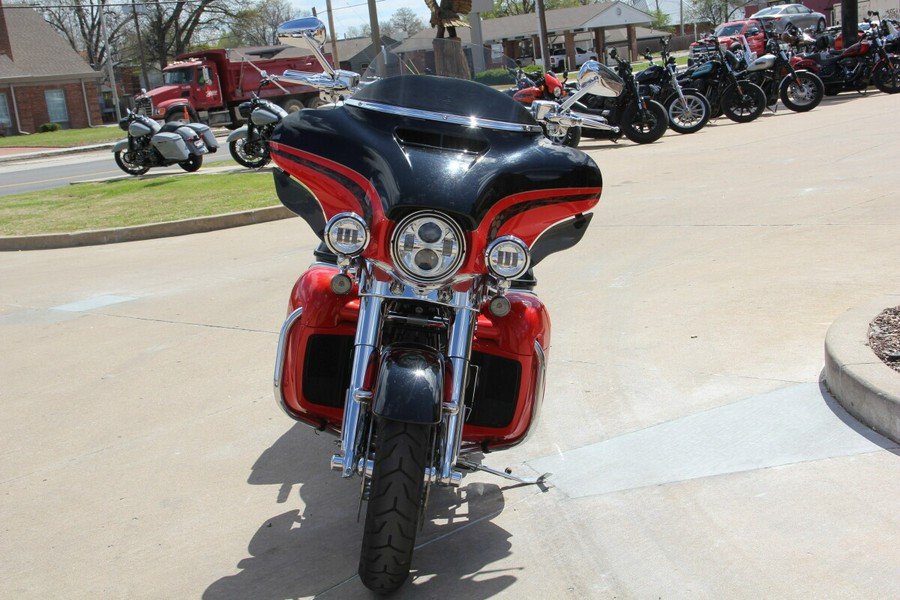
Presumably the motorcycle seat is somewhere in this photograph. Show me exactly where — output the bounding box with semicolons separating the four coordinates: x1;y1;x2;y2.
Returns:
160;121;184;133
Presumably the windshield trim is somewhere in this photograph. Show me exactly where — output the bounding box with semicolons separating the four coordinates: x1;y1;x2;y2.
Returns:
344;98;543;134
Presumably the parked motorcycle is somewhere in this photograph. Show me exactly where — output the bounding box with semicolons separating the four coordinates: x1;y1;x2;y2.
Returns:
506;67;582;146
573;47;669;144
635;39;712;134
112;110;218;176
742;22;824;112
792;16;900;95
678;38;767;122
226;73;289;168
271;17;621;594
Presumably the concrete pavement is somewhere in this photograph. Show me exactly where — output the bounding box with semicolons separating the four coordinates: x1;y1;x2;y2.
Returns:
2;91;900;598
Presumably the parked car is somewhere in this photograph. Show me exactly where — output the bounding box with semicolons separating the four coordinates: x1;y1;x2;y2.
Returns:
749;4;828;33
548;47;598;72
689;20;766;62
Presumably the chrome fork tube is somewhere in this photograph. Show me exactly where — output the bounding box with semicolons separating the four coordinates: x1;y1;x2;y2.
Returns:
336;272;383;478
439;290;477;486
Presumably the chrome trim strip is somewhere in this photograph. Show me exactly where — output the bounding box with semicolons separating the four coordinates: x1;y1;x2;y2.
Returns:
344;98;543;134
520;341;547;446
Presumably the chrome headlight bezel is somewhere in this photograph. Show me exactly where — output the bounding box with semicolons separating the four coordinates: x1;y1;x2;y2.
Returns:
390;211;466;285
324;212;369;257
485;235;530;281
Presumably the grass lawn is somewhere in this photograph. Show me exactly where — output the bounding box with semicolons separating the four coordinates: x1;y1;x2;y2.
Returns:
0;126;125;148
0;171;281;236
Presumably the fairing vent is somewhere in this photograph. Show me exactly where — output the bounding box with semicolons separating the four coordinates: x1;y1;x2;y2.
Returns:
394;128;489;155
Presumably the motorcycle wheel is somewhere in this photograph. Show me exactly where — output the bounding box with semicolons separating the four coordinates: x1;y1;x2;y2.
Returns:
541;123;581;147
664;91;710;134
722;82;766;123
178;154;203;172
779;72;824;112
620;99;668;144
229;138;271;168
114;150;150;176
873;62;900;94
359;418;430;594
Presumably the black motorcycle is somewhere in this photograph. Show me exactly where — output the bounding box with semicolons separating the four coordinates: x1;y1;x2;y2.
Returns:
679;39;767;123
574;47;668;144
226;74;290;168
635;39;711;134
741;22;824;112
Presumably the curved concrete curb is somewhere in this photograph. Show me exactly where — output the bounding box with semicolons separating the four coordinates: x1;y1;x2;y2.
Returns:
0;205;295;251
824;295;900;444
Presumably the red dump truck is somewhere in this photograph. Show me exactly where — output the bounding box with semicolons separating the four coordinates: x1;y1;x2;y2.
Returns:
134;47;332;127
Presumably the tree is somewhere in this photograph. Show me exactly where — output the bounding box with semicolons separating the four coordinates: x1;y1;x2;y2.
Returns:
344;21;396;39
220;0;304;47
390;7;425;38
141;0;239;69
687;0;743;27
37;0;131;69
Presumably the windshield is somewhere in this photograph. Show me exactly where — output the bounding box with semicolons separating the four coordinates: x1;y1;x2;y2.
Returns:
753;7;781;16
163;67;195;85
715;23;747;36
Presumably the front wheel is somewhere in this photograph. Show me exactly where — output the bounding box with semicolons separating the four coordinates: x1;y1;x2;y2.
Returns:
620;99;668;144
114;150;150;176
664;90;711;134
541;123;581;147
359;418;431;594
873;61;900;94
229;138;271;168
178;154;203;172
722;81;766;123
779;71;824;112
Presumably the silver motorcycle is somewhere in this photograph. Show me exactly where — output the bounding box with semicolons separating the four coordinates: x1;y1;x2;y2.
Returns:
112;110;218;176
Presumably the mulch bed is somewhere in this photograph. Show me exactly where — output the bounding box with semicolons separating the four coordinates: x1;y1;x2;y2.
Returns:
869;305;900;374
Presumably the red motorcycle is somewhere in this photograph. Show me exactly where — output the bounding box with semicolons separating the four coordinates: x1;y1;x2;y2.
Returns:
271;18;613;594
791;18;900;95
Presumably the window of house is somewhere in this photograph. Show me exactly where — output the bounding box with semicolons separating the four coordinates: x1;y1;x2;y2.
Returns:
0;93;11;127
45;90;70;124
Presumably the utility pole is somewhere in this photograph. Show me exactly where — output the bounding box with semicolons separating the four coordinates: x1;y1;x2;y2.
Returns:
535;0;550;71
99;9;121;121
367;0;381;56
131;0;151;90
325;0;340;67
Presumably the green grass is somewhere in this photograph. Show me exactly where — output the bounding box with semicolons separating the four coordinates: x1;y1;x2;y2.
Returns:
0;126;125;148
0;171;280;236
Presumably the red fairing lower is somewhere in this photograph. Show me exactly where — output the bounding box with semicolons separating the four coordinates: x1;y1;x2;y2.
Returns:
281;266;551;449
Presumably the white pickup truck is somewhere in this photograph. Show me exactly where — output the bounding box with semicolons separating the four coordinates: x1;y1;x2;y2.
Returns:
548;47;598;73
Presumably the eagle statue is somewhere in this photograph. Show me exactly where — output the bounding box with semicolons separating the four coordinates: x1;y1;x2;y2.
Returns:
424;0;472;38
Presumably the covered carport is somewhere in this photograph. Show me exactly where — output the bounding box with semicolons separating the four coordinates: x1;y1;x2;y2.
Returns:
480;2;654;67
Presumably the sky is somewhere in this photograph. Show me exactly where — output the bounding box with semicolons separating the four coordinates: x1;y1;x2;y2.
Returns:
292;0;689;40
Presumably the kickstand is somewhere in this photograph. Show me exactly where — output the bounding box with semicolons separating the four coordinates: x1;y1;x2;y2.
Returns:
457;459;551;490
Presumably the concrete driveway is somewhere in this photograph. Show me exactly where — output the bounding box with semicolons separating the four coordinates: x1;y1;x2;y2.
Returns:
2;91;899;599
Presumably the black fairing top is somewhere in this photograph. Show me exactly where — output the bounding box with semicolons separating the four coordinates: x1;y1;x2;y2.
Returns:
271;75;602;231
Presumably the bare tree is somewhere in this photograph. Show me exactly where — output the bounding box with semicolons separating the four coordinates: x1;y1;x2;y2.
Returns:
390;7;425;38
687;0;743;27
37;0;130;69
222;0;302;47
141;0;239;69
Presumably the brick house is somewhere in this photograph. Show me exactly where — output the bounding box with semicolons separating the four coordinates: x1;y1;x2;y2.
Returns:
0;0;103;136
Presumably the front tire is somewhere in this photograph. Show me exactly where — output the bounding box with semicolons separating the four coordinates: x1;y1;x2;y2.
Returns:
779;71;824;111
359;418;430;594
178;154;203;172
665;90;711;134
229;138;271;168
873;61;900;94
620;99;668;144
722;81;766;123
114;150;150;176
541;123;581;147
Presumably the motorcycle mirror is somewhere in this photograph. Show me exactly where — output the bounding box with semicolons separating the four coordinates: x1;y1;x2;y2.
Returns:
609;47;618;59
277;17;327;49
577;60;625;98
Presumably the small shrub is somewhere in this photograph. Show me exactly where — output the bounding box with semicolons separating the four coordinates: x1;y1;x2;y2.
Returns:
473;67;517;87
40;122;62;133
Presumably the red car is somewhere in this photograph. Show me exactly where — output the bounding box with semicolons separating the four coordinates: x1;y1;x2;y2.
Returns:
690;20;767;62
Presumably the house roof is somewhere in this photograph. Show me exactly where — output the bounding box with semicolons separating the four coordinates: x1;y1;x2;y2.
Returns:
230;36;397;64
0;4;100;80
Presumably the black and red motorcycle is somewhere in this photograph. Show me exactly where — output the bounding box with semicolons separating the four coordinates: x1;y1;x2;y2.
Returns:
270;18;617;594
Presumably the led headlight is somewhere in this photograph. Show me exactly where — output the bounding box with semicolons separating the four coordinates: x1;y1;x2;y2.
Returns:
391;211;465;284
324;212;369;256
485;236;530;280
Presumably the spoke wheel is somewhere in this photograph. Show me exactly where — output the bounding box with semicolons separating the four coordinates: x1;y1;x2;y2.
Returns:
873;62;900;94
665;91;711;134
114;150;150;176
541;123;581;147
359;418;430;594
229;138;271;168
779;71;824;112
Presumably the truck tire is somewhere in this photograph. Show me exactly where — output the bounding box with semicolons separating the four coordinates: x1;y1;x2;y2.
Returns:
165;106;196;123
305;96;326;109
281;99;304;113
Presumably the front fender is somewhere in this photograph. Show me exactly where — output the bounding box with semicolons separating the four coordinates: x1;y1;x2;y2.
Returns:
113;139;129;153
373;345;443;425
226;125;249;144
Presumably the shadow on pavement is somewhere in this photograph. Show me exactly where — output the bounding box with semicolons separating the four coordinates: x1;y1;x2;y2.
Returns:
204;422;516;599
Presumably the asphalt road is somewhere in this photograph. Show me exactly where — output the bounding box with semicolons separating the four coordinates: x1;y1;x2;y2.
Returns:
2;92;900;599
0;145;235;197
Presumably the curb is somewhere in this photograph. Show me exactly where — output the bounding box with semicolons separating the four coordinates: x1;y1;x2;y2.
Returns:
0;143;115;163
0;205;295;251
824;295;900;444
